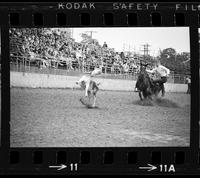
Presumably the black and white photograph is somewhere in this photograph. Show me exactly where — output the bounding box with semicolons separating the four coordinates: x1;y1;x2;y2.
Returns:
10;27;190;147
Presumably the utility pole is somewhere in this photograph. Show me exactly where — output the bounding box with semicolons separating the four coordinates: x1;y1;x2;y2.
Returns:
140;43;151;60
71;28;73;38
175;52;177;61
133;46;136;55
85;30;97;39
123;43;125;52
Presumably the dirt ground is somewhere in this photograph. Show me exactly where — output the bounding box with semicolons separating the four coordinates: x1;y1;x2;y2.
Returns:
10;88;190;147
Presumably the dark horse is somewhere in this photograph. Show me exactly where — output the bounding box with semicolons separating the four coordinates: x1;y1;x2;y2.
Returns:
135;63;162;100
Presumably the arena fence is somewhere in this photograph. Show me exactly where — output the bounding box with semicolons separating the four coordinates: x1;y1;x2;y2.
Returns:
10;58;187;84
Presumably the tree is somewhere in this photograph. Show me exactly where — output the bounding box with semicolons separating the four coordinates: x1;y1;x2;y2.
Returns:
159;48;190;75
160;48;176;59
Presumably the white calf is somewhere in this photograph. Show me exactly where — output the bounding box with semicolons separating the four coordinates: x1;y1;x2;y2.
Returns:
76;74;100;107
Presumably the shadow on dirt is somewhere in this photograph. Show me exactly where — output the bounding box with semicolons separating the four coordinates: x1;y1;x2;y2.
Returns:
133;98;180;108
79;97;102;110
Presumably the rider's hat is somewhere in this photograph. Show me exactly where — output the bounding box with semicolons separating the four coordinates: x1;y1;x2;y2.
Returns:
140;60;148;67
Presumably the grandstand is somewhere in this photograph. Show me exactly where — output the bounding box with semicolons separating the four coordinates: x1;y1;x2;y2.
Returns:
9;28;190;84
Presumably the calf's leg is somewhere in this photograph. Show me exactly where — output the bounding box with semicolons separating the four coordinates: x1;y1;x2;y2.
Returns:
85;82;90;97
92;95;96;107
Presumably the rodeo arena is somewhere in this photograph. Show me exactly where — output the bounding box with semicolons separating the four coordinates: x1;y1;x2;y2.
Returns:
10;28;191;147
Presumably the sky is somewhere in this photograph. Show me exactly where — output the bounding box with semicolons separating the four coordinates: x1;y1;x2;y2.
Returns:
71;27;190;56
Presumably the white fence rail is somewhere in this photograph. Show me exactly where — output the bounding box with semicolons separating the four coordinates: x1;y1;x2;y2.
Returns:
10;55;187;84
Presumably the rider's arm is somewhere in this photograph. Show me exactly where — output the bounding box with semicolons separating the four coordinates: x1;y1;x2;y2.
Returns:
146;68;156;74
166;68;170;76
160;65;170;76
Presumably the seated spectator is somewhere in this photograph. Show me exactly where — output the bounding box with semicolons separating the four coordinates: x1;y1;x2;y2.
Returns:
103;42;108;48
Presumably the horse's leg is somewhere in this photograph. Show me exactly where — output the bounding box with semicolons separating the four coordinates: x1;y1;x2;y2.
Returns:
154;88;159;98
139;91;143;101
142;91;147;100
147;88;153;100
148;94;153;100
161;84;165;97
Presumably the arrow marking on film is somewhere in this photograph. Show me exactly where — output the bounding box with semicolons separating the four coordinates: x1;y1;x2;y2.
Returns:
49;164;67;170
139;164;157;172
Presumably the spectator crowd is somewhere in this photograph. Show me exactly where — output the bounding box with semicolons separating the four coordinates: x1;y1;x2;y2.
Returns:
9;28;145;74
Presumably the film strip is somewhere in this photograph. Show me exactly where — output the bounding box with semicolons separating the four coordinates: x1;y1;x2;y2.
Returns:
0;1;199;175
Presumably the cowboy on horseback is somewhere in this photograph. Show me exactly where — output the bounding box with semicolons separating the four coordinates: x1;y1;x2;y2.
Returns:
146;59;170;97
134;59;170;97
